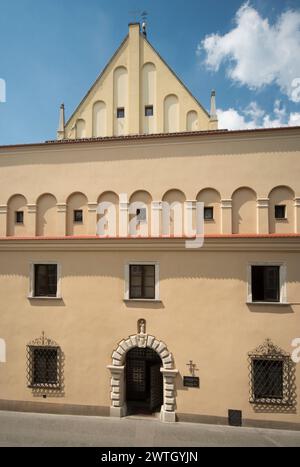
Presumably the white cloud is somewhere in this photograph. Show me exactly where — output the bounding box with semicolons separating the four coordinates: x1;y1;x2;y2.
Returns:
199;3;300;102
217;101;300;130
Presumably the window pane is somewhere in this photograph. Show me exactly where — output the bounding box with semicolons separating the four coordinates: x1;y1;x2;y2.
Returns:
144;286;155;299
73;210;83;223
251;266;264;301
130;286;142;298
33;348;58;385
253;359;283;399
275;205;286;219
145;106;153;117
251;265;280;302
34;264;57;297
117;108;125;118
204;207;214;220
15;211;24;224
264;266;280;302
144;265;155;276
129;264;156;299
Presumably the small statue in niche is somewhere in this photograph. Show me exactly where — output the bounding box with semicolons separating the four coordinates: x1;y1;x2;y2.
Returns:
137;319;147;348
138;319;146;335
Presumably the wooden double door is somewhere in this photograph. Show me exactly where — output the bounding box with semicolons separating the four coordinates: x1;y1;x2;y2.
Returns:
126;347;163;414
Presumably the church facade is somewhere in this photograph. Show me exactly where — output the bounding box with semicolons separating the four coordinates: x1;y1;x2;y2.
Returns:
0;23;299;429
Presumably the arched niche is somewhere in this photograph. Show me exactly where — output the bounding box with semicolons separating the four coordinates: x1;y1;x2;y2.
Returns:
75;119;86;139
66;192;88;236
113;66;128;136
7;194;27;237
36;193;57;236
186;110;198;131
142;63;156;134
268;185;295;234
93;101;107;137
196;188;221;234
161;189;186;237
164;95;179;133
97;191;119;237
129;190;152;237
232;187;257;234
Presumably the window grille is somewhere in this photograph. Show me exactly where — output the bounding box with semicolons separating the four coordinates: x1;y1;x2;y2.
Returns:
27;333;61;389
248;339;292;405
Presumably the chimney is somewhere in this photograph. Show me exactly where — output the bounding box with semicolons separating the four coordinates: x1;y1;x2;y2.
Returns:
57;103;65;140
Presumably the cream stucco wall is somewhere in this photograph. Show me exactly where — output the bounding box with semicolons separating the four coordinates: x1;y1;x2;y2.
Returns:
0;243;299;426
63;24;211;139
0;127;300;426
0;128;299;238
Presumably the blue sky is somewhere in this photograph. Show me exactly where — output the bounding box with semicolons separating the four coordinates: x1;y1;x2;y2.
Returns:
0;0;300;145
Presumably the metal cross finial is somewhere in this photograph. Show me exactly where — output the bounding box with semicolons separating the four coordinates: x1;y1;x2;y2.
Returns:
186;360;198;377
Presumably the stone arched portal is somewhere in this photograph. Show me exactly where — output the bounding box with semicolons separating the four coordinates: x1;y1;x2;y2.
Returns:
107;322;178;422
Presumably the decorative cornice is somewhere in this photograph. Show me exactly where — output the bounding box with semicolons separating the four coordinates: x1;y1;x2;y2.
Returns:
0;205;7;214
0;236;299;252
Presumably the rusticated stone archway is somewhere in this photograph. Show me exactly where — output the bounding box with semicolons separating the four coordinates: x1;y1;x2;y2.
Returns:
107;321;178;422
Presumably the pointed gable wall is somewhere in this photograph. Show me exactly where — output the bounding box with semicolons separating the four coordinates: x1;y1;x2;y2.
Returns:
64;23;212;140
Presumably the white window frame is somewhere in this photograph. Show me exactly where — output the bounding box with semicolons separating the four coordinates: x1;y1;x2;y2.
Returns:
124;261;160;301
247;262;288;305
28;261;62;299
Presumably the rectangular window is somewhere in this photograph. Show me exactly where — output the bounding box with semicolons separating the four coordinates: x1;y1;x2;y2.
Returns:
204;206;214;220
117;107;125;119
15;211;24;224
32;347;58;387
129;264;155;299
73;209;83;223
136;208;147;222
251;265;280;302
145;105;153;117
275;205;286;219
34;264;58;297
253;359;283;400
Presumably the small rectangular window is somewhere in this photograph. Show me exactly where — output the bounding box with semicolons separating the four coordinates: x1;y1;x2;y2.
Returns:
204;207;214;220
34;264;58;297
136;208;147;222
117;107;125;119
73;209;83;223
251;265;280;302
145;105;153;117
275;205;286;219
129;265;155;299
15;211;24;224
253;359;283;400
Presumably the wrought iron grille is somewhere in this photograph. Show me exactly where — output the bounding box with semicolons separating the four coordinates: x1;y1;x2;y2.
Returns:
248;339;292;405
26;333;61;389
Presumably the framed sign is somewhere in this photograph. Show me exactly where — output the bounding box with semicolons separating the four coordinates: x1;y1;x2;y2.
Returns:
183;376;199;388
